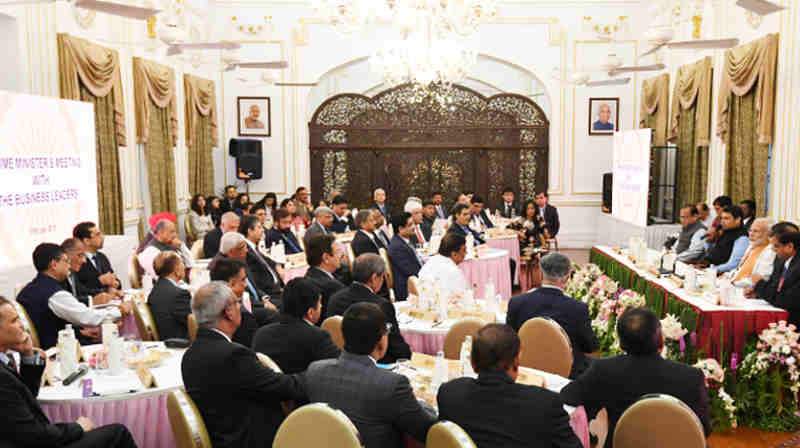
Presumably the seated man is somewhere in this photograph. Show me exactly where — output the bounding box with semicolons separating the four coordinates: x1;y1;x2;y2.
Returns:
60;238;117;306
352;210;384;257
704;196;733;244
448;203;485;244
404;198;427;246
701;205;749;273
498;187;518;218
302;302;436;448
0;296;137;447
266;208;304;254
17;244;131;349
740;199;757;232
388;212;423;301
139;219;194;279
535;192;560;238
330;195;356;234
749;222;800;293
371;188;391;220
752;231;800;326
729;218;775;286
304;234;346;320
469;195;494;232
252;278;340;374
371;208;393;248
73;221;121;292
674;205;708;263
239;215;285;306
327;254;411;363
420;200;436;241
432;191;448;220
418;233;468;297
147;252;192;340
697;202;715;229
507;252;598;379
204;212;240;259
560;308;711;448
182;282;304;448
438;324;582;448
302;206;334;249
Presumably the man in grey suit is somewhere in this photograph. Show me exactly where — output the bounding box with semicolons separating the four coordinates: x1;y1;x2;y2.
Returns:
302;302;436;448
303;206;335;249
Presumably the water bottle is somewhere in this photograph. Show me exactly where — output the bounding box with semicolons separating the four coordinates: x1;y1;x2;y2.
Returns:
460;336;475;378
433;351;448;389
108;336;124;376
59;325;78;378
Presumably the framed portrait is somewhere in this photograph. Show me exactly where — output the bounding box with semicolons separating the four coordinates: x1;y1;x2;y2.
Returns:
588;97;619;135
237;96;271;137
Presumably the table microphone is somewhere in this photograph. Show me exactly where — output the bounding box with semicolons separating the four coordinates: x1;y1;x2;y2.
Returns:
63;365;88;386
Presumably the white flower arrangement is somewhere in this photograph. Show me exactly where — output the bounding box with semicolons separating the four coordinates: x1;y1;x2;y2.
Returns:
741;321;800;393
565;263;604;301
661;314;689;342
615;290;646;317
694;358;737;430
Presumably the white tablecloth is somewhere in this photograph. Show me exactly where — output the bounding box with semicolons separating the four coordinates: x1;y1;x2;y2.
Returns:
595;213;681;250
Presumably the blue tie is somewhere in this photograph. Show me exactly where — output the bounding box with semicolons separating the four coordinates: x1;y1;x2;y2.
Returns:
246;278;259;300
283;233;300;253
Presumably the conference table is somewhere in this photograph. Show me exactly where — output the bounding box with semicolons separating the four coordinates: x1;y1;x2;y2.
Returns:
591;245;788;360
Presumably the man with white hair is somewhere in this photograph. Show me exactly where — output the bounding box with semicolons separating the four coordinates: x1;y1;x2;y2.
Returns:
138;219;194;279
404;197;427;245
729;217;776;285
182;282;304;448
303;206;335;249
209;232;281;311
204;212;241;259
371;188;391;219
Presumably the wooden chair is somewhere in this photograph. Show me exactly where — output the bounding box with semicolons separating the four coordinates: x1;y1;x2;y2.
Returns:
184;217;196;246
187;314;198;342
518;317;573;377
129;250;142;289
166;390;212;448
257;352;294;415
321;315;344;349
443;318;485;360
273;403;363;448
11;300;40;348
407;276;419;297
346;244;355;267
613;394;706;448
133;300;160;341
426;421;477;448
190;240;204;261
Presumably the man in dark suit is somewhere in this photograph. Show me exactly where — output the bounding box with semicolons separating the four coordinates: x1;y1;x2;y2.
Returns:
218;185;238;213
0;296;137;448
438;323;581;448
370;188;391;220
204;212;240;259
752;231;800;326
498;187;518;219
352;210;385;257
469;196;494;230
266;208;303;254
304;234;346;320
421;200;436;241
60;238;117;307
560;308;711;448
388;212;423;301
147;252;192;340
302;302;436;448
330;195;356;234
302;206;334;249
448;203;485;244
73;222;121;292
535;192;560;238
327;253;411;363
239;215;285;307
252;278;340;374
432;191;448;220
507;252;598;379
182;282;305;448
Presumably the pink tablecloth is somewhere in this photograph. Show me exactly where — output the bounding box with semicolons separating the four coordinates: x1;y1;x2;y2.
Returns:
285;265;309;282
41;392;176;448
487;237;520;285
459;251;512;300
402;331;446;355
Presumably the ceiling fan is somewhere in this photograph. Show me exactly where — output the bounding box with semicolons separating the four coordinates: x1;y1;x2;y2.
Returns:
234;72;318;87
736;0;786;15
640;28;739;59
551;69;631;88
0;0;160;20
223;61;288;72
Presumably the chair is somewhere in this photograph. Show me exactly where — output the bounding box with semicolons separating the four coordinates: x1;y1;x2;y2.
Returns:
346;244;355;266
166;389;212;448
273;403;363;448
426;421;477;448
443;318;485;360
378;248;394;290
133;301;160;341
190;240;204;260
11;300;40;349
129;250;142;289
321;315;344;349
256;352;283;373
613;394;706;448
517;317;573;377
407;276;419;297
187;314;198;342
184;216;196;246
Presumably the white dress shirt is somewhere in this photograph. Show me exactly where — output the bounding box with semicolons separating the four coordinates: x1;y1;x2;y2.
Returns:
48;290;121;327
418;254;467;295
703;214;716;229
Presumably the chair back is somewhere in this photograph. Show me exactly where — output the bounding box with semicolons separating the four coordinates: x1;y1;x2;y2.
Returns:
184;217;196;246
613;394;706;448
321;315;344;349
407;276;419;297
187;314;198;342
346;244;355;266
426;421;477;448
166;389;213;448
378;248;394;290
11;300;40;348
273;403;363;448
256;352;283;373
443;318;485;360
129;250;142;289
518;317;573;377
133;300;160;341
190;240;204;260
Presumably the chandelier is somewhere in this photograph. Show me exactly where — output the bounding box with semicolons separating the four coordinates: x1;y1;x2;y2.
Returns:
370;35;478;88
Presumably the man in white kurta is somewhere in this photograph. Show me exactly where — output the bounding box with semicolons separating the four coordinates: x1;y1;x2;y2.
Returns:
418;233;468;296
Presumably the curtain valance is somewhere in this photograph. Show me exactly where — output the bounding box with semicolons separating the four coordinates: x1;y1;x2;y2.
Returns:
640;73;670;146
133;57;177;146
669;56;712;148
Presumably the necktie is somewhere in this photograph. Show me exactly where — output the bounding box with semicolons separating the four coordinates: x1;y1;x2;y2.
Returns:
778;265;789;292
283;233;300;253
87;254;97;270
6;354;17;374
437;205;444;219
415;225;425;244
246;278;259;300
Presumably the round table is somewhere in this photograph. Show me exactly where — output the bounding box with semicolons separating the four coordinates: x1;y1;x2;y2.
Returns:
486;236;520;285
457;248;513;301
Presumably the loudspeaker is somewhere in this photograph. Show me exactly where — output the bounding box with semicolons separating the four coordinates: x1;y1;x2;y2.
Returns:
602;172;613;211
229;138;262;180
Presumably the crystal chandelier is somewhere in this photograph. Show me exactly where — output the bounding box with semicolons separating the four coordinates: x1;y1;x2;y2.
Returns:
370;35;478;89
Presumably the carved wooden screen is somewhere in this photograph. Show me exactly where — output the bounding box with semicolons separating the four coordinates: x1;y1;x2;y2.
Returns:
309;83;549;211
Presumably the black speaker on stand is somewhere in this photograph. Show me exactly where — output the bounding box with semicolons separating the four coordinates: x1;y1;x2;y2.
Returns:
229;138;263;194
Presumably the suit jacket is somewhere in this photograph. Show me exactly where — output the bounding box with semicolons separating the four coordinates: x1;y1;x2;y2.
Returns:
305;267;346;321
203;227;223;259
252;315;341;374
332;214;357;234
507;287;599;378
302;221;330;249
219;198;236;213
266;229;303;255
327;283;411;363
182;328;305;448
538;204;560;237
60;273;92;305
245;246;285;306
371;203;391;219
75;251;117;292
438;372;582;448
387;235;422;300
755;255;800;326
498;201;519;219
352;230;383;257
447;222;485;245
434;204;448;220
0;359;84;446
560;354;711;448
420;216;434;241
302;353;436;448
147;277;192;340
472;210;495;229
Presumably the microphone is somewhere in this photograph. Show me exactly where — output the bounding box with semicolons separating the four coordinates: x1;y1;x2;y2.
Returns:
62;365;89;386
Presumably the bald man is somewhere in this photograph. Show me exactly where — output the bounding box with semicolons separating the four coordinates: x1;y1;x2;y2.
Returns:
592;103;614;131
204;212;241;259
138;219;195;279
244;104;265;129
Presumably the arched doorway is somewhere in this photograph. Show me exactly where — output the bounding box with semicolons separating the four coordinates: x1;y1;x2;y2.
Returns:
308;83;549;210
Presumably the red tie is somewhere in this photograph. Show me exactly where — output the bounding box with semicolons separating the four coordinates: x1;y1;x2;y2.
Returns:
778;266;789;292
415;225;425;244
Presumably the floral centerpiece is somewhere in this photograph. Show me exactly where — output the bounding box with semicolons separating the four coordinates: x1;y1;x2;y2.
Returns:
585;275;620;319
736;321;800;431
589;288;642;355
660;314;698;364
615;290;646;316
565;263;604;302
694;358;737;432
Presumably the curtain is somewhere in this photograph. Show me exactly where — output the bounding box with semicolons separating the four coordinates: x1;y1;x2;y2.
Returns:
184;74;218;196
726;88;769;215
676;104;708;207
640;73;670;146
143;100;178;214
57;33;125;234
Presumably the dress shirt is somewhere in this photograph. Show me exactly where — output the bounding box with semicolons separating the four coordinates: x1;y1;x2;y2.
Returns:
245;239;280;284
375;229;391;247
418;254;467;295
711;236;750;273
414;225;426;244
676;227;708;262
360;229;379;248
0;352;35;371
209;327;232;343
503;202;514;216
702;214;716;229
401;236;424;265
731;244;776;282
85;252;99;270
48;290;121;327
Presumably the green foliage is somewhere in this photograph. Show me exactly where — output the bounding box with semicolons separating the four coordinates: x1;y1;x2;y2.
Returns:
734;368;800;432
